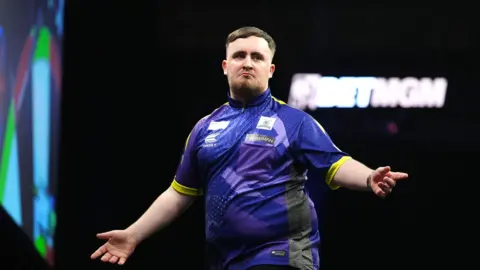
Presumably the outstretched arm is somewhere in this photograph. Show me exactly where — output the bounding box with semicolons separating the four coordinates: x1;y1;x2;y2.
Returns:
331;158;373;191
332;159;408;197
126;187;196;243
126;116;207;242
90;117;206;265
292;114;408;197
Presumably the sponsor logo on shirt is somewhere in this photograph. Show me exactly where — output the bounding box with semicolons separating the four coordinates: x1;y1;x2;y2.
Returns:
203;132;219;147
256;116;276;130
205;133;219;143
208;121;230;131
271;250;286;257
245;134;275;145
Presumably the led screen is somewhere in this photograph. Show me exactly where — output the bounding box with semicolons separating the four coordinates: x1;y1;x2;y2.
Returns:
0;0;64;265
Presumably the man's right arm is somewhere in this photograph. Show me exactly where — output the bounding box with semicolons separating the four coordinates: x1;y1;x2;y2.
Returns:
126;117;206;243
125;187;195;243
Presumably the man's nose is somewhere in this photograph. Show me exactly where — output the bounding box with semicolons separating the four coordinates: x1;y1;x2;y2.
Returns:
243;56;253;69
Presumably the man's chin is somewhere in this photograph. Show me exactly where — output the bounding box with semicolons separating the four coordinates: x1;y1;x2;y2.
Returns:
230;83;264;99
232;83;255;93
232;80;258;90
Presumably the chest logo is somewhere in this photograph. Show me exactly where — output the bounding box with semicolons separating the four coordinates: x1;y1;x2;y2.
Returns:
208;121;230;131
256;116;276;130
205;133;219;144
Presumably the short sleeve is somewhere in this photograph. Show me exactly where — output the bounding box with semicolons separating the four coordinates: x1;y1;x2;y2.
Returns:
171;118;206;196
293;114;352;189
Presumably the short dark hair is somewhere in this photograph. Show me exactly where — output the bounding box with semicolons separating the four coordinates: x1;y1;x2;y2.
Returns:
226;26;276;57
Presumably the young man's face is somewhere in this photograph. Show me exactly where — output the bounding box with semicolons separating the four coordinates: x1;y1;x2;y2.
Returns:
222;36;275;97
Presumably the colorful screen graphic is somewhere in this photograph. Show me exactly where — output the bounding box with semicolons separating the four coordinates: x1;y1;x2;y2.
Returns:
0;0;64;266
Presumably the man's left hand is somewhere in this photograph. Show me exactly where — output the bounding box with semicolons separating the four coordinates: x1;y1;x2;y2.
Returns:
369;166;408;198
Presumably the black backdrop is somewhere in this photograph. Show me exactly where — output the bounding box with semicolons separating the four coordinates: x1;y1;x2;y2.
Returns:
3;2;477;270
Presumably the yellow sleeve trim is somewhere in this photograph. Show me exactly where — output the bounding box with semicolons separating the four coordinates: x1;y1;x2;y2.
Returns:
325;156;352;190
171;179;203;196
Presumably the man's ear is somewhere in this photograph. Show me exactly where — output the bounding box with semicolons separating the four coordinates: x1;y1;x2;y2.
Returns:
269;64;275;78
222;60;227;75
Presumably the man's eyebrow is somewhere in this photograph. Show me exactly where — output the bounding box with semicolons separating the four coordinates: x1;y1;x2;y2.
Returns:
231;50;265;58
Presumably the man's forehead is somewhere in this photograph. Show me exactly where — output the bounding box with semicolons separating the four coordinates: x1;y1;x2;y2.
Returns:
227;36;271;55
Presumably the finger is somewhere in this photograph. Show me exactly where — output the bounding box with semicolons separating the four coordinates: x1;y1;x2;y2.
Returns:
389;172;409;180
109;256;119;264
91;245;107;259
376;189;387;198
118;257;127;265
383;177;396;188
373;185;386;197
379;182;392;194
96;231;114;240
377;166;391;175
101;253;112;262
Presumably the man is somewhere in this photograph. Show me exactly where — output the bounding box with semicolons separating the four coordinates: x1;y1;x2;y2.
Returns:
90;26;408;270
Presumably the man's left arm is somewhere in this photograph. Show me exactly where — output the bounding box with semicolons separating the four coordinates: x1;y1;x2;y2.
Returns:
293;114;356;190
331;158;373;191
293;114;408;197
333;159;409;197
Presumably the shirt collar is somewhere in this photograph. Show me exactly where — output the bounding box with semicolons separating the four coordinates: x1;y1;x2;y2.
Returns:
227;88;271;108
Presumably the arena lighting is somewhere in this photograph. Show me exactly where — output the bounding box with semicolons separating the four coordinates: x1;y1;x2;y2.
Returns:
287;74;448;109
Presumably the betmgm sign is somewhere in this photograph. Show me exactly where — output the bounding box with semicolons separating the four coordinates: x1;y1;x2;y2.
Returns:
288;74;448;110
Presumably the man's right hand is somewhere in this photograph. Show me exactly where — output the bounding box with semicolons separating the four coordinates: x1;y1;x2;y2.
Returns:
90;229;137;265
90;187;195;265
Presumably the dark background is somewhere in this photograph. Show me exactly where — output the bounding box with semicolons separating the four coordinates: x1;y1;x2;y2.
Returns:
2;1;478;270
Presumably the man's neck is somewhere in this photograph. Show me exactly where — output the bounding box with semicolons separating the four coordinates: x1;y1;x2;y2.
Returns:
229;87;266;105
